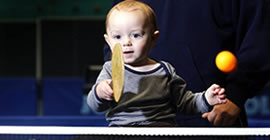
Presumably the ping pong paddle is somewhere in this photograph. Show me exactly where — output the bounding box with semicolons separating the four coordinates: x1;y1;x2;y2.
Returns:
111;43;124;102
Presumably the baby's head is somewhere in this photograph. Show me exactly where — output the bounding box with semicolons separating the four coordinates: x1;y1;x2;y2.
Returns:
105;0;158;33
104;0;160;66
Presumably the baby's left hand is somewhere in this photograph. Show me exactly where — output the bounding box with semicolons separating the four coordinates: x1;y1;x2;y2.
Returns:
205;84;226;106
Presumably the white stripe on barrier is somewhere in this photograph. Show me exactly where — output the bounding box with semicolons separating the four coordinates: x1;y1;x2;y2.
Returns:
0;126;270;136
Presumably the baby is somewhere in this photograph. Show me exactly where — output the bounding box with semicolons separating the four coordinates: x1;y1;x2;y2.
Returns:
88;0;226;127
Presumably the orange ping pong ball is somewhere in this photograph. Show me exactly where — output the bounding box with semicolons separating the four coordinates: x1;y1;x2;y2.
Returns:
215;50;237;73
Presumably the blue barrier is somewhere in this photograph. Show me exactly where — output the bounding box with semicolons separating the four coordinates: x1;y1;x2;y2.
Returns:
42;77;86;116
42;77;104;116
0;77;37;115
0;77;269;127
0;116;108;126
245;88;270;120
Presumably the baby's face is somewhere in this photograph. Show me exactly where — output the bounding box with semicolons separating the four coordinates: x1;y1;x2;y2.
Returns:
105;10;156;66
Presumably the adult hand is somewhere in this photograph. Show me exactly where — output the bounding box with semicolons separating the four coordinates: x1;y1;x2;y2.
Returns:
202;99;240;126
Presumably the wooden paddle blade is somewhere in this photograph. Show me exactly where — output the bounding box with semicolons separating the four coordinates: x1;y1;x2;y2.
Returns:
111;43;124;102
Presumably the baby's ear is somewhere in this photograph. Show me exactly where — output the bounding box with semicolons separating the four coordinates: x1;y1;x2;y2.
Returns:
152;30;160;41
151;30;160;46
104;34;112;46
104;34;113;51
104;34;109;44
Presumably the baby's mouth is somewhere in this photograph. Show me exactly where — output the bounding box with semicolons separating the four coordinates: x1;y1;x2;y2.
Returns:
123;51;134;54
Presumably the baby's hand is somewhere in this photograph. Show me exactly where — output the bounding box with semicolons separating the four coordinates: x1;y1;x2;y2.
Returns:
205;84;226;106
96;79;114;101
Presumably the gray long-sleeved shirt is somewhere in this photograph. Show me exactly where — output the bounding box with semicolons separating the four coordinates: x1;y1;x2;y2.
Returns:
87;61;210;126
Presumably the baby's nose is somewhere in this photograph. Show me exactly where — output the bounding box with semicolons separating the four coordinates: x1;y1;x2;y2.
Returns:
122;38;132;47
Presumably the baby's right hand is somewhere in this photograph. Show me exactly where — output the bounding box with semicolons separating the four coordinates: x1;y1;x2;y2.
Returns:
96;79;113;101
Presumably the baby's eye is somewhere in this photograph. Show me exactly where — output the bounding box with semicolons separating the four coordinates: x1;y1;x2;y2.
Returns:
132;33;143;38
113;35;121;39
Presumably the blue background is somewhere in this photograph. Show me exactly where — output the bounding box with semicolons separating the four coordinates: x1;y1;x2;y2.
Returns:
0;77;269;127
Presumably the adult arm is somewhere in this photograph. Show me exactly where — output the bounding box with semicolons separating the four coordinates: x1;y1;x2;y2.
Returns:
205;0;270;126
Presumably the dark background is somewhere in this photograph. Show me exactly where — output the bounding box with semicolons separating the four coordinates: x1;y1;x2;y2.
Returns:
0;0;269;127
0;0;111;126
0;0;112;77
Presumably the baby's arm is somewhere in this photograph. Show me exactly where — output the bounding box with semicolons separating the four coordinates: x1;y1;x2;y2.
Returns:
96;79;114;101
205;84;226;106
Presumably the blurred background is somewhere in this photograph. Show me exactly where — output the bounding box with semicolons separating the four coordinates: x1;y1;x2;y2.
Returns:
0;0;269;127
0;0;111;126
